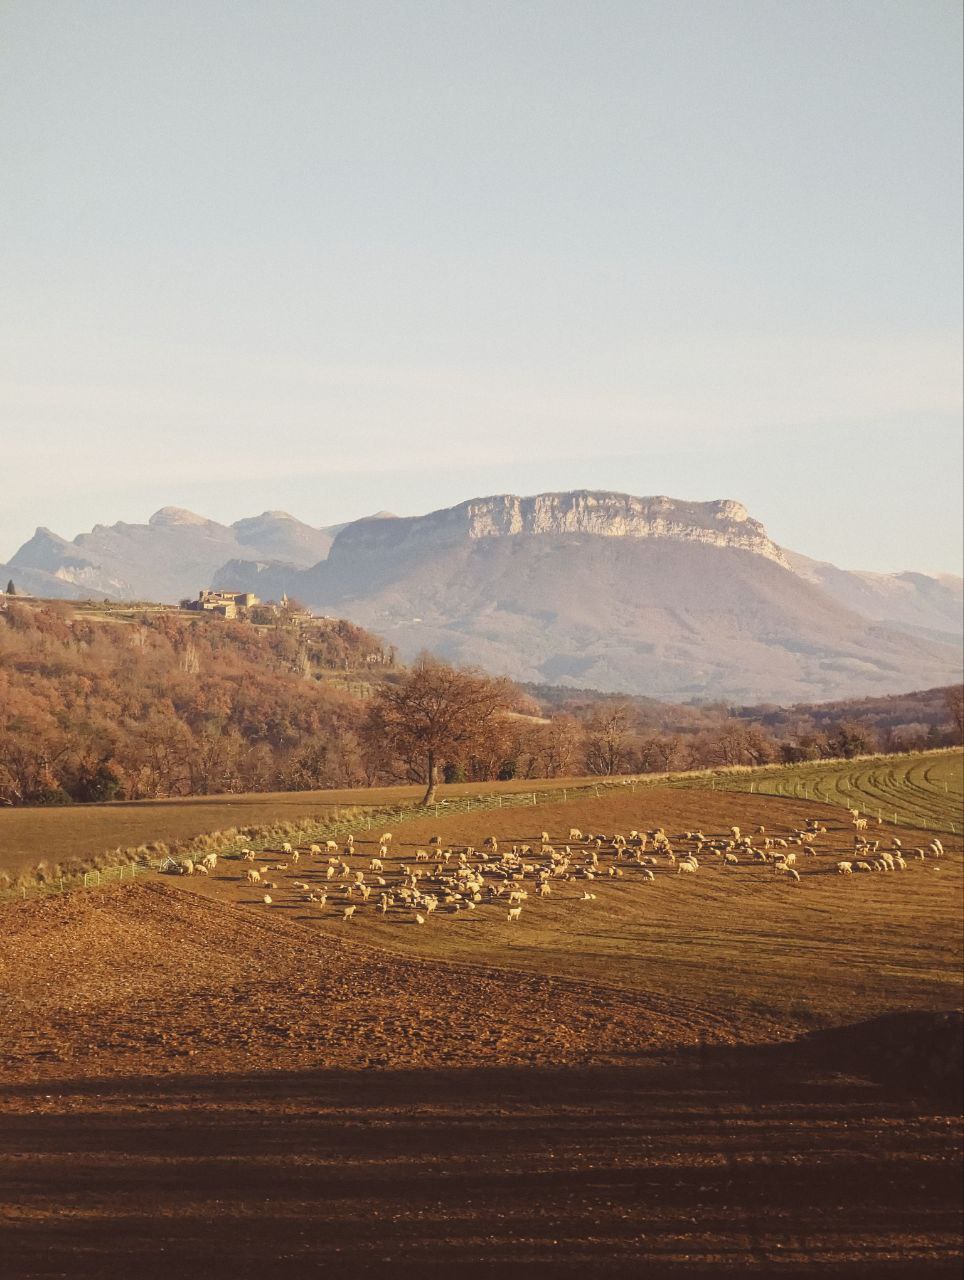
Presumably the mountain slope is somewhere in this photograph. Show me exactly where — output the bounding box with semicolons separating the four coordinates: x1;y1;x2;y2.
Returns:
4;508;334;602
784;550;963;641
214;492;963;702
5;491;961;702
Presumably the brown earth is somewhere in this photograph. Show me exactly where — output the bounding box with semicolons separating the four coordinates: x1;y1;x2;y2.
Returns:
1;787;961;1277
0;776;597;880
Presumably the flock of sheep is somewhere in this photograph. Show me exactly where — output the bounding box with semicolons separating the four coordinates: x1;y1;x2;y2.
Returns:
166;806;950;928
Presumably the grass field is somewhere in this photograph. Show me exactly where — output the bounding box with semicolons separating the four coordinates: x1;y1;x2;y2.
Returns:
185;784;963;1036
668;748;964;834
2;749;960;883
2;780;960;1277
0;775;614;880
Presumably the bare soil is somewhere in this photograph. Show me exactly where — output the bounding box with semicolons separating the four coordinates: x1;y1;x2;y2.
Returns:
1;786;961;1277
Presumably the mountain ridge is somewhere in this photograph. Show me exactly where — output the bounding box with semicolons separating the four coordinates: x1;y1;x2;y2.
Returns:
3;491;961;703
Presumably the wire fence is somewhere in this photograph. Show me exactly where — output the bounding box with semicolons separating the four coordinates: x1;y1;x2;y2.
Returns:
0;775;644;905
4;751;957;906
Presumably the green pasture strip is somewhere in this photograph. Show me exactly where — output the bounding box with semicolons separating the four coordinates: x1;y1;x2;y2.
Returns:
0;776;643;905
657;748;963;835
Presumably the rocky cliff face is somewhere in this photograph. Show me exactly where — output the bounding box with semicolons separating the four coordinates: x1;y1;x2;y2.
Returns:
331;492;791;568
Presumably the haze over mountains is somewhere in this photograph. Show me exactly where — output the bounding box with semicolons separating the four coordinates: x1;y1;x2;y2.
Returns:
4;491;961;703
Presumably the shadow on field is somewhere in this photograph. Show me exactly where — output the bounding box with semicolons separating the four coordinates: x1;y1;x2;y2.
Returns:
2;1028;962;1280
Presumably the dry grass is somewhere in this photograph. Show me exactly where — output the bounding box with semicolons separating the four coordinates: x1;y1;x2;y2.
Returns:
190;785;963;1037
672;748;963;834
0;775;605;880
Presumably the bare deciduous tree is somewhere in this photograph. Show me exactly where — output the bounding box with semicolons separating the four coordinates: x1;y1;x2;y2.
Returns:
366;655;514;804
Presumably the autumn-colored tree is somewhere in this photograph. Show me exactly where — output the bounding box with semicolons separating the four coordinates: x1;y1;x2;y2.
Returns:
366;655;513;803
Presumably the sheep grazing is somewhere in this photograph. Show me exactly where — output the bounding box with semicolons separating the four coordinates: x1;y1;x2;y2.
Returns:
325;839;339;853
415;913;426;925
370;858;383;873
179;859;194;876
853;817;868;832
244;869;262;884
836;862;853;875
677;861;697;875
262;894;273;905
281;842;293;854
730;826;741;841
379;833;393;845
343;905;357;921
569;828;583;841
640;868;655;881
200;853;217;871
507;906;522;922
309;844;322;856
241;850;256;862
580;891;597;901
854;861;873;873
540;831;550;844
785;867;801;882
723;852;738;866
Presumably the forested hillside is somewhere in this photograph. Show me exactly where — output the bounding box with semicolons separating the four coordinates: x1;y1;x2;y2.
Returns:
1;600;960;807
0;602;387;804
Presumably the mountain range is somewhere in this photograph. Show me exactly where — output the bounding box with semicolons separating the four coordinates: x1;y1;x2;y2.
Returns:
3;491;961;703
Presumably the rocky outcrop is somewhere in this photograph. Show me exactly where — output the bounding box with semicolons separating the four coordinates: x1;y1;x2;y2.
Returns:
329;491;791;569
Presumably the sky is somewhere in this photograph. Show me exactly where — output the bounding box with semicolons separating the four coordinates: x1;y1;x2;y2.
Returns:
1;0;961;574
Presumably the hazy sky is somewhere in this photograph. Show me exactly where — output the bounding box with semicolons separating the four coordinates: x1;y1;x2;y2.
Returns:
1;0;961;573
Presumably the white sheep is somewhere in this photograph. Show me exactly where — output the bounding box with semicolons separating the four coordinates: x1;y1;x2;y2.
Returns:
507;906;522;922
836;861;853;875
245;869;261;884
281;842;293;854
343;905;357;921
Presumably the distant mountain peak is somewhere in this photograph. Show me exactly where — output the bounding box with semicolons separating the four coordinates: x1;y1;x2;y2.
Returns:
148;506;219;529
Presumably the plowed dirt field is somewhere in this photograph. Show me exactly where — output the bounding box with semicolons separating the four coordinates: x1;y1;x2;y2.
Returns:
1;786;960;1277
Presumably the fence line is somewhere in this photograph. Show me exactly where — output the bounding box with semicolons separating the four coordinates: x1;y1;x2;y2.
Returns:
0;775;644;906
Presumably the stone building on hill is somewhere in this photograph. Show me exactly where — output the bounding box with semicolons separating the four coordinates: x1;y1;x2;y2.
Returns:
179;589;259;619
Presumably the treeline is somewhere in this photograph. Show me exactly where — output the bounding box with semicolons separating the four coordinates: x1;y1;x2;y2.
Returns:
0;600;960;805
525;682;964;771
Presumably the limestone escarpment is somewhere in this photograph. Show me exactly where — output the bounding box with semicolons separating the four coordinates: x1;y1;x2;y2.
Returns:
329;491;791;569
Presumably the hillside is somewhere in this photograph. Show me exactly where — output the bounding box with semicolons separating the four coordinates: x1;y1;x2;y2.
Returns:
215;492;962;703
5;491;962;704
0;601;390;805
2;508;336;602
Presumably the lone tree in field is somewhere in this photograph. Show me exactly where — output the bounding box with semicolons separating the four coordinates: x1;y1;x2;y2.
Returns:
368;655;514;804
